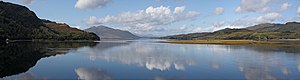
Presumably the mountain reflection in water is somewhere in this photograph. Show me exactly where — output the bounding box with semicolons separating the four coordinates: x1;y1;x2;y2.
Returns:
0;40;300;79
0;42;97;78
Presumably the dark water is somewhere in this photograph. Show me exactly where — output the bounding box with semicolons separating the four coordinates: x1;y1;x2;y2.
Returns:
1;39;300;80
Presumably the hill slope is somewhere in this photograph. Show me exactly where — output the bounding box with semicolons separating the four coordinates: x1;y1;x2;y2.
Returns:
85;26;139;39
0;1;100;41
42;20;100;40
161;22;300;40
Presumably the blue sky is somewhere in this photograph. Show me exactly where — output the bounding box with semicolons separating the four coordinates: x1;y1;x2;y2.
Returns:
3;0;300;37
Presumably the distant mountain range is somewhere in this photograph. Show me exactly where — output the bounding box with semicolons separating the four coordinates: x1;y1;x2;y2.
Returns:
85;26;140;40
161;22;300;40
0;1;100;41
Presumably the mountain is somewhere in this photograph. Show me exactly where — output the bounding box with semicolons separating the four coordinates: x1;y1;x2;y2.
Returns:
246;22;300;33
85;26;140;40
0;1;100;41
161;22;300;40
246;23;283;32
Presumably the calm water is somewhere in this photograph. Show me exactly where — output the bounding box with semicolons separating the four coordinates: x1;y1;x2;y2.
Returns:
1;39;300;80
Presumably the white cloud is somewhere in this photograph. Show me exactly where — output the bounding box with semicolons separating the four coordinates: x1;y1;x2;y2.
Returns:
281;2;291;10
192;27;212;32
214;7;224;15
86;16;99;26
230;18;253;27
193;26;243;33
192;21;242;33
212;21;225;27
250;12;281;23
86;6;200;32
236;0;291;14
235;0;274;13
298;6;300;16
235;7;242;13
146;6;171;15
233;1;291;28
21;0;34;4
211;26;243;32
174;6;186;14
261;7;272;13
155;0;186;2
278;2;291;12
75;0;112;9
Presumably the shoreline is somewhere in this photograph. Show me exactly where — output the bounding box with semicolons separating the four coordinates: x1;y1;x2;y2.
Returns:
162;40;300;46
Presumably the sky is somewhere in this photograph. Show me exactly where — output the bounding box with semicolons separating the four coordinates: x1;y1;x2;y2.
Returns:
2;0;300;37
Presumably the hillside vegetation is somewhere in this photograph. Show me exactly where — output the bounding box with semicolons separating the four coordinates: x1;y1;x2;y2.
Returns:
0;1;100;41
162;22;300;40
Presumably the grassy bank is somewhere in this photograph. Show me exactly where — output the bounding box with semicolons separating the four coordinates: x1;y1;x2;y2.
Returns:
163;40;300;46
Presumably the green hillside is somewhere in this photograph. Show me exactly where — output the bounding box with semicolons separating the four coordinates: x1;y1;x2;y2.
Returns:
161;22;300;40
0;1;100;41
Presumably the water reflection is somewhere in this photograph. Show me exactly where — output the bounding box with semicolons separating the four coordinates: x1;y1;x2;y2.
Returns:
227;45;300;53
1;72;37;80
77;42;130;61
77;42;300;79
0;42;97;78
0;71;52;80
298;65;300;72
219;45;300;80
75;67;112;80
80;42;196;71
0;40;300;79
0;42;46;78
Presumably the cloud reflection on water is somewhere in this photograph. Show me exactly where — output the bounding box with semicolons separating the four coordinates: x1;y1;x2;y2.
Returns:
73;41;300;79
75;67;112;80
221;45;300;80
78;42;196;71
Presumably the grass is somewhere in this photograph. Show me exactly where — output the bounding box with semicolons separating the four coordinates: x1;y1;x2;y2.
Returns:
163;40;300;46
